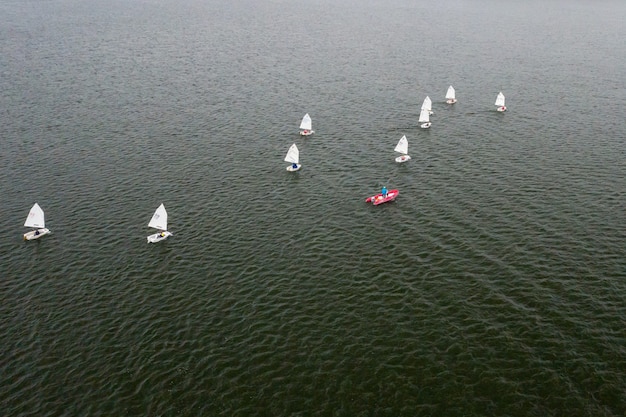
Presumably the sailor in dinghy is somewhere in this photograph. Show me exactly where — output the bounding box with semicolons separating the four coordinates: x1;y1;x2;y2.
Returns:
284;143;301;171
147;203;173;243
299;113;314;136
446;85;457;104
495;92;507;112
23;203;51;240
394;135;411;163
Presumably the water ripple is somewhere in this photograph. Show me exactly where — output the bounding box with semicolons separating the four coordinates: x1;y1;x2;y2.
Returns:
2;0;626;416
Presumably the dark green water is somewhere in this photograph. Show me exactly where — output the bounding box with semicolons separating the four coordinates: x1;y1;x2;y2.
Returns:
1;0;625;415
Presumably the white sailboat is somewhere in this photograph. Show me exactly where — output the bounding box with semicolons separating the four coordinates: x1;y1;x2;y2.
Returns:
495;92;507;112
422;96;433;115
147;203;173;243
394;135;411;163
419;107;431;129
446;85;457;104
285;143;301;171
299;113;314;136
23;203;50;240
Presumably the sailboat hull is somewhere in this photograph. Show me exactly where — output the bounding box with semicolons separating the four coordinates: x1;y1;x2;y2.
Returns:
420;122;431;129
446;99;457;104
497;106;507;112
395;155;411;163
147;231;173;243
365;189;399;205
299;130;314;136
24;228;50;240
286;164;301;172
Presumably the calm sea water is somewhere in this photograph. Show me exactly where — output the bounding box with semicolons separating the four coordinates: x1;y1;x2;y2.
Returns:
1;0;625;415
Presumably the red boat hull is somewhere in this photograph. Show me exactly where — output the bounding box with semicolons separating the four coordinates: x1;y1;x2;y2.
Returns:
365;189;399;205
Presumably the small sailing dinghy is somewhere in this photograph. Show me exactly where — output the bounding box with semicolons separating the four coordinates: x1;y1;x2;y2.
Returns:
299;113;314;136
446;85;457;104
422;96;434;115
23;203;50;240
394;135;411;163
495;92;507;112
366;188;400;206
147;203;173;243
285;143;301;171
419;107;431;129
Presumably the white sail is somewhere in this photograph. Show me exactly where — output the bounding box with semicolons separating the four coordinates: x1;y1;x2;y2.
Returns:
148;203;168;231
446;86;456;100
418;108;430;123
299;113;312;131
421;96;432;112
284;143;299;164
495;92;506;107
24;203;45;228
394;135;408;155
